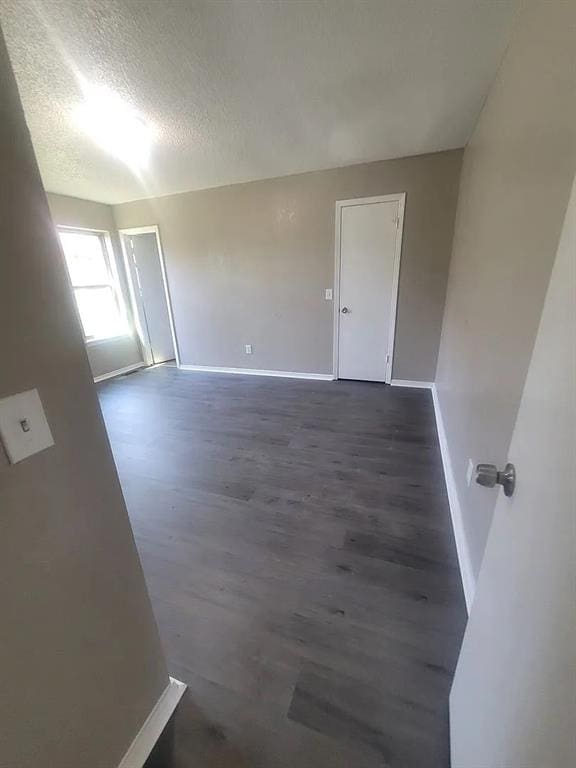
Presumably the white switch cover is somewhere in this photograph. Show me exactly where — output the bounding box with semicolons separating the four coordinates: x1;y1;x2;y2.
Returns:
466;458;475;486
245;344;253;355
0;389;54;464
325;288;333;300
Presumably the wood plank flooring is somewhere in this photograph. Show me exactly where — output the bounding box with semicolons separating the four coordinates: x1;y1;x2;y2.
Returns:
97;365;466;768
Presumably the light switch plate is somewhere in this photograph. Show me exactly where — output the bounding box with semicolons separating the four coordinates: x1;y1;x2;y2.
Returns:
0;389;54;464
245;344;253;355
325;288;333;300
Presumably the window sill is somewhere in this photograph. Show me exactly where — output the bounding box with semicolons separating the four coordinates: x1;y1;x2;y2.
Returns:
86;333;133;347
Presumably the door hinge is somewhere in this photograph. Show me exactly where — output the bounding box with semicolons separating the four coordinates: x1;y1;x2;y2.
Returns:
395;216;400;229
386;353;390;363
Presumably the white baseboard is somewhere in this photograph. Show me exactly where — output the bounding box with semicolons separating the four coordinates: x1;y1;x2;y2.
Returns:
94;362;146;383
178;364;334;381
117;677;186;768
390;379;434;389
431;384;475;613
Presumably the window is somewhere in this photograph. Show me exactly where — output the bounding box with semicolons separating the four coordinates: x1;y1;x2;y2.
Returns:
58;229;129;342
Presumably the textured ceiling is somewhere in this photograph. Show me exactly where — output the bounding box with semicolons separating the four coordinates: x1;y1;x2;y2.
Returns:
0;0;518;204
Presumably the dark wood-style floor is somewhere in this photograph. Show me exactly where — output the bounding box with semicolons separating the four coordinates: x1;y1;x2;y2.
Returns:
97;365;466;768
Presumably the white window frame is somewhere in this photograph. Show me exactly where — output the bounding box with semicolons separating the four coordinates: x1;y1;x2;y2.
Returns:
57;226;130;344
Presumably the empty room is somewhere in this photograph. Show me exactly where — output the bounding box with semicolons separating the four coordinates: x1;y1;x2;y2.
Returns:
0;1;574;767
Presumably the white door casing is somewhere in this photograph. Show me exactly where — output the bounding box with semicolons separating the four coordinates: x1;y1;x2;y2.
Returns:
333;194;405;383
120;226;179;367
449;176;576;767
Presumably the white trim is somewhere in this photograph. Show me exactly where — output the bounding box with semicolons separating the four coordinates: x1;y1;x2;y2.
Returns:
56;224;109;234
118;226;162;236
117;677;186;768
431;383;475;613
119;226;181;367
86;334;133;348
393;377;475;610
332;203;342;380
153;227;181;367
333;193;406;383
94;362;146;383
390;379;433;389
178;365;334;381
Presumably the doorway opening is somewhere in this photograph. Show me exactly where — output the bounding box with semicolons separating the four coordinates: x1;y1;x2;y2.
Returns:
120;226;180;367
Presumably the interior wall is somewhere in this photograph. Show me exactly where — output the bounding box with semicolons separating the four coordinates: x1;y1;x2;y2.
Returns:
0;30;168;768
435;0;576;586
47;192;144;379
113;150;463;381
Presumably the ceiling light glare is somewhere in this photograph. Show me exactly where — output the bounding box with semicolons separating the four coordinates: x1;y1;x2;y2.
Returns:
74;82;153;171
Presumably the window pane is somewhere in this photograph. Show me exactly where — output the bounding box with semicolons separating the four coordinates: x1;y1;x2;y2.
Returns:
59;231;110;286
74;287;125;340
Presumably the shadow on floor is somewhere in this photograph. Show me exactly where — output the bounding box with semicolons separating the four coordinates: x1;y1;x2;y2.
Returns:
145;692;254;768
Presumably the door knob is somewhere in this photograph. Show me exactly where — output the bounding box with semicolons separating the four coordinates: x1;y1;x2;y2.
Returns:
341;307;350;314
475;462;516;497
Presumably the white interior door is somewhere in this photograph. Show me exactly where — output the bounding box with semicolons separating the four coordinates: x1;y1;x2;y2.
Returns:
336;196;403;382
124;232;175;365
449;176;576;767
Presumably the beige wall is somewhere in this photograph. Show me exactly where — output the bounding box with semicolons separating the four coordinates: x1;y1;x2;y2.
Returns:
114;150;463;380
47;193;144;379
48;192;117;232
435;0;576;584
0;31;168;768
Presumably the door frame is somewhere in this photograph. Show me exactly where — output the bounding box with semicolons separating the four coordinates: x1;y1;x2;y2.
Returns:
118;225;181;367
332;193;406;383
